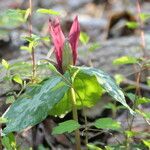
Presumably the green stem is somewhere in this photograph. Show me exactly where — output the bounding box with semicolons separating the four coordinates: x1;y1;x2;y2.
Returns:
83;108;88;149
0;125;2;150
74;88;88;149
29;0;36;81
70;87;81;150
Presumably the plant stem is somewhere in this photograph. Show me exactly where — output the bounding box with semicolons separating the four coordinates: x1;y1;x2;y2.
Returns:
29;0;36;81
0;125;2;150
73;88;88;149
83;108;88;149
125;66;143;150
136;0;146;57
70;87;81;150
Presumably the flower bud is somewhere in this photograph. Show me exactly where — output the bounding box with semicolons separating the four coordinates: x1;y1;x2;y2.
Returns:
62;39;73;72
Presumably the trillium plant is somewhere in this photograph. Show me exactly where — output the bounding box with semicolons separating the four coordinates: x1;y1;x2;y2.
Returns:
2;16;134;149
49;16;80;73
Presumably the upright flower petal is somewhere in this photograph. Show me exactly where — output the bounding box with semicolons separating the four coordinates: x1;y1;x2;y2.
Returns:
69;16;80;65
49;18;65;72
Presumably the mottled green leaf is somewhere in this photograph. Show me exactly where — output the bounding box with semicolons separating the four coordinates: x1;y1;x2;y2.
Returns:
50;66;134;116
94;118;121;131
3;73;70;134
49;69;103;116
52;120;80;135
70;66;134;114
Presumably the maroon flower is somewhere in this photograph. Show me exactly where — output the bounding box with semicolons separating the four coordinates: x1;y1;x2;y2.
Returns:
49;16;80;73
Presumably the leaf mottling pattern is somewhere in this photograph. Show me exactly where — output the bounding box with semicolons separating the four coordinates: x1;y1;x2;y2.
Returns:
3;74;70;134
71;66;134;115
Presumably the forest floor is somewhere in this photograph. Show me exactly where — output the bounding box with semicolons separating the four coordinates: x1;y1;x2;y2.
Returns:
0;0;150;149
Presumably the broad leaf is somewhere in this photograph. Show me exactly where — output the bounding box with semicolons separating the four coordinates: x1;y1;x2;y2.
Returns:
52;120;80;135
94;118;121;131
49;69;103;116
3;74;70;134
49;66;134;116
70;66;134;114
73;70;104;107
